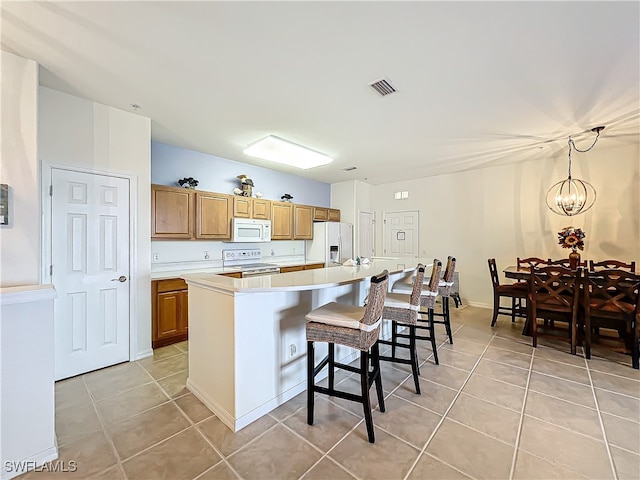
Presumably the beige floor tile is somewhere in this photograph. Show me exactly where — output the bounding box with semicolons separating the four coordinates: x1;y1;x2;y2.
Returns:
326;376;382;416
55;376;92;411
531;357;590;385
122;427;220;480
175;393;214;424
157;370;189;398
610;446;640;480
55;402;102;446
489;336;534;355
138;344;182;365
462;374;525;412
108;402;190;460
528;372;596;408
474;358;529;388
329;423;420;480
590;371;640;398
378;361;413;392
483;346;532;369
269;391;307;421
601;413;640;453
174;340;189;352
83;362;152;401
436;349;480;371
197;414;277;457
372;395;441;449
95;382;169;425
512;450;589;479
92;465;126;480
418;362;470;390
226;424;322;480
58;430;118;478
518;415;612;479
141;352;188;380
524;391;602;439
284;397;361;452
301;457;356;480
454;326;494;345
595;388;640;422
589;357;640;381
534;344;586;367
408;452;472;479
393;377;458;415
197;461;239;480
447;393;521;445
426;418;513;479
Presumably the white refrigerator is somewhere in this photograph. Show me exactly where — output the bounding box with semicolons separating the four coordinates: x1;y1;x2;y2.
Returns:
306;222;354;266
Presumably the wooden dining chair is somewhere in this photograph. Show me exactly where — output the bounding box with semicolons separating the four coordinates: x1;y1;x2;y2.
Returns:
581;269;640;368
547;258;587;268
517;257;548;269
589;260;636;273
488;259;528;327
528;265;582;354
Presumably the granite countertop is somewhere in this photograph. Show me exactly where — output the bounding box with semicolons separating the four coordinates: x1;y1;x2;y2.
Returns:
150;259;329;281
182;259;430;293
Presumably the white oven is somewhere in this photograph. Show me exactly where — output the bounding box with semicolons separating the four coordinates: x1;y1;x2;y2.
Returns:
230;218;272;243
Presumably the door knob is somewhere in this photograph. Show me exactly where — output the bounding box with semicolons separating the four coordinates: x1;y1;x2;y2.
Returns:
111;275;127;283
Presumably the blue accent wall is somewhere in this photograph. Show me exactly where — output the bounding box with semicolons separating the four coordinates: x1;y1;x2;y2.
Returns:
151;141;331;206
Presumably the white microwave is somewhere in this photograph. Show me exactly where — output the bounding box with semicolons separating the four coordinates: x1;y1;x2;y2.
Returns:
230;218;272;243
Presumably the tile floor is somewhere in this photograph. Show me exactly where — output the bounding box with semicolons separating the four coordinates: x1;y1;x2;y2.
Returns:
21;306;640;480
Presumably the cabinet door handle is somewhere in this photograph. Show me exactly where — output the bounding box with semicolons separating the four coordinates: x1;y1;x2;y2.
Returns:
111;275;127;283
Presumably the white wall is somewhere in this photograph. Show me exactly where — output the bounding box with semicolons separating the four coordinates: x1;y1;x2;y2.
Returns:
38;87;152;358
369;143;640;307
331;180;372;258
0;51;39;286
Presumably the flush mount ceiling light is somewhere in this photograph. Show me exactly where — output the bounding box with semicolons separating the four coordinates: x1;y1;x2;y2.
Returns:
545;126;604;216
243;135;332;169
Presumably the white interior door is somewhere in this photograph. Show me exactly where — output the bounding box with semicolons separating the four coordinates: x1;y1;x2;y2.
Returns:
51;168;130;380
383;210;419;258
358;211;375;259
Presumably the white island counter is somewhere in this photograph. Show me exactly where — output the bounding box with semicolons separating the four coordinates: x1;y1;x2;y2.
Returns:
183;259;426;432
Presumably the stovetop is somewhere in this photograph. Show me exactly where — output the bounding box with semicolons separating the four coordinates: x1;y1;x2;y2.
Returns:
237;262;279;270
222;249;279;271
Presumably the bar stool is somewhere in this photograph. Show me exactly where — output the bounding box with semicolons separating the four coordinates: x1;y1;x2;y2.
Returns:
305;270;389;443
433;256;456;344
393;260;443;365
378;264;426;394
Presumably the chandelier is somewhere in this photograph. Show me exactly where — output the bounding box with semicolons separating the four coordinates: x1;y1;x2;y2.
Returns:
545;126;604;216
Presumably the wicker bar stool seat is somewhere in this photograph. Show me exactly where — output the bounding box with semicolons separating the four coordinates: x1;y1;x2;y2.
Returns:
378;264;426;394
433;256;457;344
306;270;389;443
392;260;443;365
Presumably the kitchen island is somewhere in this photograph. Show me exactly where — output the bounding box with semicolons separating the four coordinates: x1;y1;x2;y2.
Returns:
182;259;426;432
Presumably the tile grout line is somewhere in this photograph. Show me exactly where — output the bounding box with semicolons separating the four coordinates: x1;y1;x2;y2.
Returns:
507;346;536;480
584;353;619;480
402;329;498;480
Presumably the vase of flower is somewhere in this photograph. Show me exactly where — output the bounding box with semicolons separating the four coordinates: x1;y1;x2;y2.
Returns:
569;249;581;269
557;226;585;269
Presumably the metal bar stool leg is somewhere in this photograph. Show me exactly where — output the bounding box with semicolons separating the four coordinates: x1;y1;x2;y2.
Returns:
429;309;439;365
328;343;335;389
409;325;421;394
360;350;375;443
443;297;453;344
372;342;385;412
307;340;315;425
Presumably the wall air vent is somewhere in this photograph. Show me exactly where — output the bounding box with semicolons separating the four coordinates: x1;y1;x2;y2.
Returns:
342;166;358;171
369;78;396;96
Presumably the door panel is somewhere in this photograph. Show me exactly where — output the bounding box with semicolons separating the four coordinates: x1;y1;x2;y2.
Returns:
52;168;130;380
359;211;375;259
383;210;419;258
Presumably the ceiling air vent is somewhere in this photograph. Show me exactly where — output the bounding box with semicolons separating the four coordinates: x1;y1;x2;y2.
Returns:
342;166;357;171
369;77;396;96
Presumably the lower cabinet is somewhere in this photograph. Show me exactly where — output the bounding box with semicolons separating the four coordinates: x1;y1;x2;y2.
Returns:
280;263;325;273
152;279;188;348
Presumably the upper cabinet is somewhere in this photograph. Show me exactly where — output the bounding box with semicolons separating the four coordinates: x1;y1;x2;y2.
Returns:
271;201;293;240
151;185;194;239
195;191;233;240
293;204;313;240
313;207;341;222
233;196;271;220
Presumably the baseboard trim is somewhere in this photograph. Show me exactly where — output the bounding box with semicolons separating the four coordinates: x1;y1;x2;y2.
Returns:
1;446;58;480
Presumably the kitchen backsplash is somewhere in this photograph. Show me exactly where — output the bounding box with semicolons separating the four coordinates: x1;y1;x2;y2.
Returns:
151;240;306;272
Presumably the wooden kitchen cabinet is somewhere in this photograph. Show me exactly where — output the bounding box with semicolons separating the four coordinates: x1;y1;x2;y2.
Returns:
152;278;188;348
305;263;325;270
195;191;233;240
293;204;314;240
312;206;341;222
219;271;242;278
280;263;325;273
233;197;272;220
151;185;194;239
271;201;293;240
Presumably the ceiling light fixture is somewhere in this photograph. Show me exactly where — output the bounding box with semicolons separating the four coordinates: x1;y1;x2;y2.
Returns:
545;126;604;216
244;135;332;169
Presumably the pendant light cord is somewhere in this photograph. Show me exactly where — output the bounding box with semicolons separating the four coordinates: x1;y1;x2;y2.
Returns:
566;128;602;179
